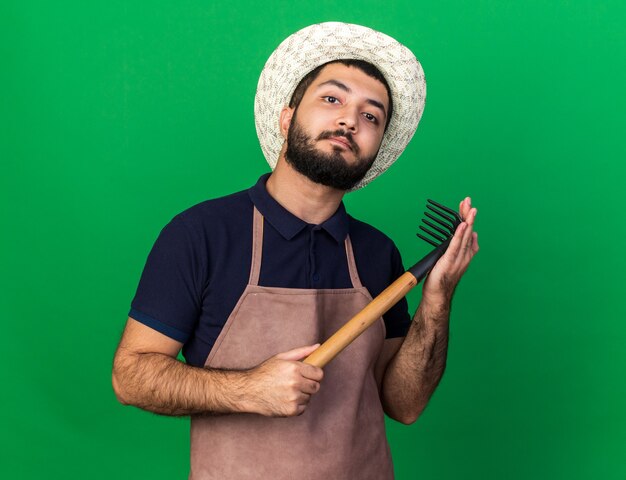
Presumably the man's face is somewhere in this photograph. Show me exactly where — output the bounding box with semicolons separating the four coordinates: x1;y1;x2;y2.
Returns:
284;63;390;190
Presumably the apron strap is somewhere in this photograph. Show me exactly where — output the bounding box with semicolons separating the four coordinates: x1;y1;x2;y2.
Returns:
249;207;264;286
344;235;364;289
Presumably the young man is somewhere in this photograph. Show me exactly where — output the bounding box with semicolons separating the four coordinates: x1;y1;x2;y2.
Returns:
113;23;479;479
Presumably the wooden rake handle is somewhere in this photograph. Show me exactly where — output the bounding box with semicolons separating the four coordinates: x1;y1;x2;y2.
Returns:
303;272;418;368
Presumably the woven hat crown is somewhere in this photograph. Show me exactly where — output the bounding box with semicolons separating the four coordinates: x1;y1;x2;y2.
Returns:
254;22;426;190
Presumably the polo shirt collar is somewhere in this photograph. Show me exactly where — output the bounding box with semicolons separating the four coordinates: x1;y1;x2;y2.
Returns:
248;173;349;243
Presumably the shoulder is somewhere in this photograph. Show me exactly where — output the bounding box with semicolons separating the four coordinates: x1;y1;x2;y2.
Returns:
148;188;254;258
177;188;252;224
168;188;254;236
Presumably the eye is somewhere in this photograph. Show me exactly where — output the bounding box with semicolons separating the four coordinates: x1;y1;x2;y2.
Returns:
363;112;378;123
323;96;340;104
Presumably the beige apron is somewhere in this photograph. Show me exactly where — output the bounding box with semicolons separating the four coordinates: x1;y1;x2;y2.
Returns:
189;207;393;479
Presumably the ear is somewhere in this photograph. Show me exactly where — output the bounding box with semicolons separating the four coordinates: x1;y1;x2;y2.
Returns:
279;106;294;140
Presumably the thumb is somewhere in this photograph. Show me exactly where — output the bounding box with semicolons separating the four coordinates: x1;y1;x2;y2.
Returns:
275;343;321;361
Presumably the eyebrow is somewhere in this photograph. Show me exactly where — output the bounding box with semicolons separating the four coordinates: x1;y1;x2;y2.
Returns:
317;79;387;119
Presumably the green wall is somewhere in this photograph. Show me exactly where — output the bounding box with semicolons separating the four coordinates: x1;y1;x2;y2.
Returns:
2;1;625;478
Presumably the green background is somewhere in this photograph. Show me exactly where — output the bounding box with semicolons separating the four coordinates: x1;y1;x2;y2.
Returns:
2;1;625;478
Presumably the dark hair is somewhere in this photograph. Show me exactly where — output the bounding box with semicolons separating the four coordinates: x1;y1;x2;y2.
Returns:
288;59;393;129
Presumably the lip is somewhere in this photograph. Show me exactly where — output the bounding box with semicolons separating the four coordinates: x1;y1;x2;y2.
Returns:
327;137;352;151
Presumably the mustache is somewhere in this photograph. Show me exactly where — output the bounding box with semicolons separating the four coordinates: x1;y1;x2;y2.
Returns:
316;130;360;153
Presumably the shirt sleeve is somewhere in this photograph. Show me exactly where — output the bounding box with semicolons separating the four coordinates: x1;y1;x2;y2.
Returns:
129;214;206;343
382;245;412;338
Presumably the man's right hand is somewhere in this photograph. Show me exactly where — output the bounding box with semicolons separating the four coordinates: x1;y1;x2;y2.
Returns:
243;344;324;417
113;319;325;417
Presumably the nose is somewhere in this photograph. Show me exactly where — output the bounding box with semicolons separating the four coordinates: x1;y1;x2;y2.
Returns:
337;107;358;132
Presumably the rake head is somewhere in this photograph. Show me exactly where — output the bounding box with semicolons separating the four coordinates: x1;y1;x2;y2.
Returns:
417;199;463;248
408;199;463;282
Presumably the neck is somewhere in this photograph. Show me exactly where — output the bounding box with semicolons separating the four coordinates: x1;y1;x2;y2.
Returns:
266;154;345;225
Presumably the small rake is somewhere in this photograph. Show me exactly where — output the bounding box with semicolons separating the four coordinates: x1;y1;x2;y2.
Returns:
304;199;462;368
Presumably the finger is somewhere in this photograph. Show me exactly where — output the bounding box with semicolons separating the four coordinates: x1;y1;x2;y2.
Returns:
284;394;311;416
448;213;473;264
465;207;477;227
466;230;474;251
459;197;471;221
458;218;476;259
300;364;324;382
452;208;476;263
452;231;472;270
300;379;320;395
445;221;467;260
472;232;479;254
275;344;321;361
455;227;479;272
462;213;475;244
296;392;311;404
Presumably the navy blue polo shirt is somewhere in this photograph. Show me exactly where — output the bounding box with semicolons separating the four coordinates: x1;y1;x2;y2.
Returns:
129;174;411;367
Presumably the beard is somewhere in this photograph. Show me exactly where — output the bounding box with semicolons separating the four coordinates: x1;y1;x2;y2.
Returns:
284;113;377;191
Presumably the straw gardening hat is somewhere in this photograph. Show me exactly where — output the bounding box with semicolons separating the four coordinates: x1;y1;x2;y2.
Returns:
254;22;426;190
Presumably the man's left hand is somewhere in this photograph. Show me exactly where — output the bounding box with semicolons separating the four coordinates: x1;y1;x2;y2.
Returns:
421;197;479;308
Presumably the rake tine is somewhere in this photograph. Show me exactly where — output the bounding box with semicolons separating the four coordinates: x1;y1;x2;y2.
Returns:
416;199;462;252
426;203;456;227
412;199;462;285
427;199;461;220
419;225;446;243
426;199;455;216
422;218;449;237
425;211;453;233
417;233;440;248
